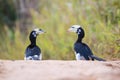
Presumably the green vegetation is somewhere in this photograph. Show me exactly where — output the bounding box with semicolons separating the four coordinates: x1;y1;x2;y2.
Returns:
0;0;120;60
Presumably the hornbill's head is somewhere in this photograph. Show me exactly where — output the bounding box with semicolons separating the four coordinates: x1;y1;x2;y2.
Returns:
29;28;45;42
68;25;85;38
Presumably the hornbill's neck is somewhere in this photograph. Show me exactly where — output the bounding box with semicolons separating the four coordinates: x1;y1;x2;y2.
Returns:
29;32;37;48
30;38;36;47
76;28;85;43
76;34;83;43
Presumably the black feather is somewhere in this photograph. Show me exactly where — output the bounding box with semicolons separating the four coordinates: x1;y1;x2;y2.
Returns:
25;30;41;60
73;27;105;61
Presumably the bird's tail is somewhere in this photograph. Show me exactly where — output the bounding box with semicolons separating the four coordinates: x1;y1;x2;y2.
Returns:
91;55;106;61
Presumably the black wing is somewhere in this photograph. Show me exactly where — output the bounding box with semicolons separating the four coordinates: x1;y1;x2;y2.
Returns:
25;46;41;60
74;43;94;60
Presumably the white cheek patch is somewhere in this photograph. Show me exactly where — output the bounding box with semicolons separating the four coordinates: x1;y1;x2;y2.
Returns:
77;29;81;34
32;32;37;37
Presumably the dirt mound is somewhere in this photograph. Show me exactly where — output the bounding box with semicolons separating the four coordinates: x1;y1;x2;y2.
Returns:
0;60;120;80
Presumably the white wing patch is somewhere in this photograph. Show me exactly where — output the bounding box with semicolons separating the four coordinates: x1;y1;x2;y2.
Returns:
39;54;42;60
75;52;85;60
76;53;81;60
34;55;39;59
24;54;42;60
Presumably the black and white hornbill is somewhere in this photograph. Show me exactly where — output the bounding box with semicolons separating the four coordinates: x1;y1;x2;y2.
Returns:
24;28;45;60
68;25;105;61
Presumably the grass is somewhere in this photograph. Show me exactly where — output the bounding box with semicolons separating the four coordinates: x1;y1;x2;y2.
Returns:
0;0;120;60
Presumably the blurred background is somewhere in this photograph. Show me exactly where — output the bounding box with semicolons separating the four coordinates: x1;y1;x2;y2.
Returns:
0;0;120;60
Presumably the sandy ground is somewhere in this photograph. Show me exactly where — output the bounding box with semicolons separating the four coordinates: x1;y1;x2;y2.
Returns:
0;60;120;80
